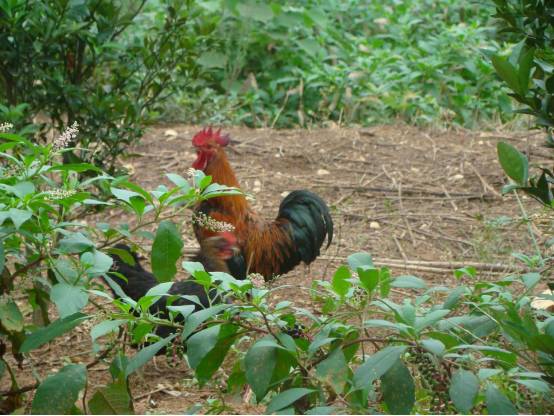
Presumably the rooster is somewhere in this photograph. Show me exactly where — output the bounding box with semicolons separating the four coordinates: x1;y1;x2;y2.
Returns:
191;128;333;280
106;232;238;338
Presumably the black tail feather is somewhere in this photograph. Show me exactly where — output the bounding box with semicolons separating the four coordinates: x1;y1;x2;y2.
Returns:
278;190;333;272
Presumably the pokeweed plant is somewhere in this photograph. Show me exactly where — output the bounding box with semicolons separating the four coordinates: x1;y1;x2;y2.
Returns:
0;122;240;414
93;253;554;414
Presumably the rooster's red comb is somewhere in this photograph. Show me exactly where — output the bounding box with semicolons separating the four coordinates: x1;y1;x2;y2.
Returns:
218;231;237;246
192;127;230;147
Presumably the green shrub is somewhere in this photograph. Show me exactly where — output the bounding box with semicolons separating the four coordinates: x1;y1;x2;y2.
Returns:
491;1;554;209
0;0;202;171
171;0;511;128
0;123;239;413
491;0;554;140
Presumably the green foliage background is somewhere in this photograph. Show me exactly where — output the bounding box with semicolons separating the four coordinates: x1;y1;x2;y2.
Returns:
167;0;512;128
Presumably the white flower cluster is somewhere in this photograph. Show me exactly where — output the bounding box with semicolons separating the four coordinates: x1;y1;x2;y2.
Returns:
44;189;76;200
248;273;266;289
0;122;13;133
53;122;79;150
191;211;235;232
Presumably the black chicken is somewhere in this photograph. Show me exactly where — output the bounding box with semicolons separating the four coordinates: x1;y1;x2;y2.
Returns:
106;232;238;338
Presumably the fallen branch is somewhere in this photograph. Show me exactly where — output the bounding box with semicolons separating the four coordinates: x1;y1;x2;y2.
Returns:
319;255;523;274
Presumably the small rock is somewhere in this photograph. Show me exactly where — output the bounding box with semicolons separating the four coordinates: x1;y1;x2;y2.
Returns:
123;163;135;175
370;221;380;229
164;129;178;138
317;169;330;176
374;17;389;27
450;174;464;181
253;179;262;193
531;290;554;312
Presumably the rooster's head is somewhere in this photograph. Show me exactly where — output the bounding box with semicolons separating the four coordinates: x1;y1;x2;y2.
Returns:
191;127;230;170
204;231;239;260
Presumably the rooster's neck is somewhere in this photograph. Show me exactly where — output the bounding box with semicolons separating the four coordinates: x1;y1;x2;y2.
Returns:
204;150;249;215
206;151;241;188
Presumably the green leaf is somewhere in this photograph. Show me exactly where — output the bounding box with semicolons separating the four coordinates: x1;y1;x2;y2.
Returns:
49;163;102;173
187;324;237;384
81;250;113;276
414;309;450;333
13;181;35;198
31;364;87;415
8;208;32;229
381;360;415;414
391;275;427;289
492;55;523;95
125;334;176;377
201;183;242;198
91;320;127;348
358;268;379;294
421;339;445;357
0;297;24;332
449;369;479;414
515;379;551;394
454;266;476;279
266;388;315;414
353;345;407;390
20;313;90;353
166;173;191;191
110;187;143;204
517;47;534;95
88;381;132;415
485;384;517;415
497;142;528;185
151;220;183;283
315;348;348;394
347;252;373;270
442;286;468;309
521;272;541;289
57;232;95;254
245;338;278;401
182;304;231;339
331;265;351;297
50;283;89;318
107;247;136;266
380;267;391;297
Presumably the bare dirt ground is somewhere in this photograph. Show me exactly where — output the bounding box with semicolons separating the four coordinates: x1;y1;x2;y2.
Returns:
4;124;553;414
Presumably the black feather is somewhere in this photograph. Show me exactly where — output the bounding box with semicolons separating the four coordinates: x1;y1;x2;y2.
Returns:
277;190;333;274
107;244;221;340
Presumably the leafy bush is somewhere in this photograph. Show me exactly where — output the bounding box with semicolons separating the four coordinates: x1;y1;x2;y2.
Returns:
171;0;511;128
491;2;554;216
491;0;554;141
0;0;202;171
0;123;239;413
94;252;554;414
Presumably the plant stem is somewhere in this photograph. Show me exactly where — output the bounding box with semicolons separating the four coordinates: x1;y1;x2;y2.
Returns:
514;191;543;262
